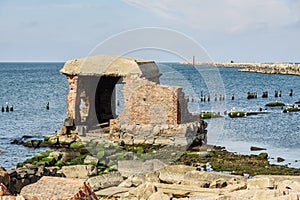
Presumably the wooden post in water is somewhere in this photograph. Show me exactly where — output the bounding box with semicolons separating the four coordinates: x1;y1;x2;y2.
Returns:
289;89;293;96
279;90;282;97
5;102;9;112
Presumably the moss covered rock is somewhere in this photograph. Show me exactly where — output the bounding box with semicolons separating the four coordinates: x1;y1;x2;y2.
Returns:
96;151;105;159
265;102;285;107
69;142;85;149
258;153;268;160
283;107;300;113
228;111;246;118
174;146;300;176
199;112;222;119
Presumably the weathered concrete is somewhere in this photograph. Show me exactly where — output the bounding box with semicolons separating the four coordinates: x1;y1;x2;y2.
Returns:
128;182;156;200
95;186;131;198
59;165;97;179
117;159;166;178
60;55;160;80
158;165;196;184
247;177;275;190
148;191;171;200
88;171;123;191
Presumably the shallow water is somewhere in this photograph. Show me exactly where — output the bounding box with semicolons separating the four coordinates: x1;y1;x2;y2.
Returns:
0;62;299;169
0;63;68;169
159;63;300;167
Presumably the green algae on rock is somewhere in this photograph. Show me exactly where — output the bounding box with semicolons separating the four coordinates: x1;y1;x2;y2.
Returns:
265;102;285;107
198;112;222;119
174;146;300;176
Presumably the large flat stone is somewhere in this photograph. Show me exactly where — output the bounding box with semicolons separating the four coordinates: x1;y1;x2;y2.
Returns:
60;165;97;179
184;170;246;183
20;176;98;200
255;175;300;186
123;172;160;187
158;165;196;184
155;182;223;197
276;180;300;191
88;171;123;191
118;159;166;178
95;186;131;197
158;165;246;186
247;177;275;190
128;182;156;199
148;191;170;200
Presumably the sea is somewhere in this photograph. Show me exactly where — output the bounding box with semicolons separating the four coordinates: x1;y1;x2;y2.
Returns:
0;62;300;170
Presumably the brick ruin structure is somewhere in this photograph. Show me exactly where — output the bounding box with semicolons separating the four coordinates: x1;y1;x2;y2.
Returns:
60;55;207;148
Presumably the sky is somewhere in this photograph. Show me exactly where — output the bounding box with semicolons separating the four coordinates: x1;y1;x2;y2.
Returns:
0;0;299;62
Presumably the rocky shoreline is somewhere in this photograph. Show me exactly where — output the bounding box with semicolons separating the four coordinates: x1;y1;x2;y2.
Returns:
180;61;300;76
2;132;300;200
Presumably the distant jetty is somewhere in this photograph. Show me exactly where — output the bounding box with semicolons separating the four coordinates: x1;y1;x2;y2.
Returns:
180;61;300;76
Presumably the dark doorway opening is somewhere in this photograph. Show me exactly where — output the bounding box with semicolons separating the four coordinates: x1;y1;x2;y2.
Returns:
95;76;122;124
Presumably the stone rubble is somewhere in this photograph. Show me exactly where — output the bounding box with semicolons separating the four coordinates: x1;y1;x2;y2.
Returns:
1;161;300;199
6;165;63;194
83;161;300;200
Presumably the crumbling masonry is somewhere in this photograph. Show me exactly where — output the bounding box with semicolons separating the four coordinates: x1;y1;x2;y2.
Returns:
60;55;207;148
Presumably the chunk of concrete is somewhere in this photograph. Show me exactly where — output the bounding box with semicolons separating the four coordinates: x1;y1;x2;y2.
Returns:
88;171;123;191
148;191;170;200
60;165;97;179
247;177;275;190
128;182;156;200
158;165;196;184
118;159;166;178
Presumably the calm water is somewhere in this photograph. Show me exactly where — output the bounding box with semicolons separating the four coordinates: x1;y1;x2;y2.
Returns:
160;63;300;167
0;62;299;169
0;63;68;169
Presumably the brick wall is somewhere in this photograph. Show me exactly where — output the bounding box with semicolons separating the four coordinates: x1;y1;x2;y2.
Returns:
66;75;78;119
65;74;197;127
129;83;178;125
117;75;197;126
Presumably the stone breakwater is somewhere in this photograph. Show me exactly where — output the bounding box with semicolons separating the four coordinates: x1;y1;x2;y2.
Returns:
180;61;300;76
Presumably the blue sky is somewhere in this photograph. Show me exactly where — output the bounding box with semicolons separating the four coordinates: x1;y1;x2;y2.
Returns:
0;0;299;62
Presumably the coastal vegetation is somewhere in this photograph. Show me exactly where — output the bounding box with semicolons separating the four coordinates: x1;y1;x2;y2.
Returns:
16;139;300;177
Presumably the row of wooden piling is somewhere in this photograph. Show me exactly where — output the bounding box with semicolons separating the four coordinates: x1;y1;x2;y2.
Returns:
186;94;226;102
248;89;293;99
186;89;294;102
1;102;50;112
1;102;13;112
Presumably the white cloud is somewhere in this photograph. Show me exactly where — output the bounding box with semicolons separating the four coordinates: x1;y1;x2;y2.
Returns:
123;0;297;34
